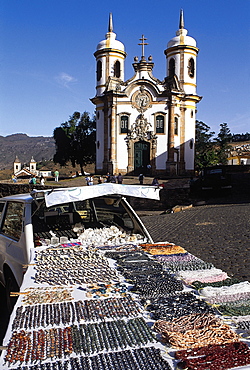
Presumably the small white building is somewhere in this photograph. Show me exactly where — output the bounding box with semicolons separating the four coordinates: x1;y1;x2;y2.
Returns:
13;156;52;178
91;11;202;176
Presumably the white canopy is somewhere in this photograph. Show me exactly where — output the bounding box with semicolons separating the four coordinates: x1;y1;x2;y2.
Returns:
44;183;161;208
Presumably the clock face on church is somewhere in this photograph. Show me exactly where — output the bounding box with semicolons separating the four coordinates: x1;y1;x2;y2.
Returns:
132;87;152;112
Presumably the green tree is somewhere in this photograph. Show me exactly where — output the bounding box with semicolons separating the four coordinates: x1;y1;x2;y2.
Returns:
195;120;218;169
53;111;96;174
215;122;232;165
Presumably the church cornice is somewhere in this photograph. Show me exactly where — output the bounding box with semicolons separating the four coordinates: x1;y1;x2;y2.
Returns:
165;45;199;55
94;48;127;58
167;50;198;58
183;94;203;103
124;80;163;98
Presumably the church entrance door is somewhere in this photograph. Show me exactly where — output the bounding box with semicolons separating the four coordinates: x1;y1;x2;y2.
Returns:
134;141;150;174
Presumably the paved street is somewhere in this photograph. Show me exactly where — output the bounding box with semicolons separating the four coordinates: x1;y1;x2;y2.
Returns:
141;202;250;282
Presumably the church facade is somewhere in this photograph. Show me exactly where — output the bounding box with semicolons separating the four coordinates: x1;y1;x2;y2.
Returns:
91;11;202;176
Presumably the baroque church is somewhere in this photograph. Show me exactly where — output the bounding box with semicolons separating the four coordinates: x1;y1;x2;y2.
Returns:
91;10;202;176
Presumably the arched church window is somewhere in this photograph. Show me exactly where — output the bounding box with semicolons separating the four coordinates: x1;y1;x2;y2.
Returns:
169;58;175;77
120;115;129;133
156;115;164;133
97;60;102;81
114;60;121;78
174;117;178;135
189;139;194;149
188;58;195;78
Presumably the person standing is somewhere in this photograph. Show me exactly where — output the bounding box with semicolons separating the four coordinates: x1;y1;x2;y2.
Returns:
106;173;111;183
147;163;152;175
40;176;45;186
152;177;159;186
110;173;117;183
86;175;93;185
116;173;123;184
54;169;59;182
138;173;144;185
98;176;103;184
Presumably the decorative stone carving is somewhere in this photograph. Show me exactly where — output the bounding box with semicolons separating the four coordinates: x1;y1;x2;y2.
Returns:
125;114;157;146
132;86;152;113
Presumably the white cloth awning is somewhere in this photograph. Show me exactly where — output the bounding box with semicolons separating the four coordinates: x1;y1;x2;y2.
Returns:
44;183;161;207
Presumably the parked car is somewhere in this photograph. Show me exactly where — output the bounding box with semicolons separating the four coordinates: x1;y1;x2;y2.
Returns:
0;185;157;311
197;166;232;191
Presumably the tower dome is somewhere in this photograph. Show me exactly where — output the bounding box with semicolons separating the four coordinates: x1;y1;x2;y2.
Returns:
30;156;36;163
167;9;196;48
96;14;125;52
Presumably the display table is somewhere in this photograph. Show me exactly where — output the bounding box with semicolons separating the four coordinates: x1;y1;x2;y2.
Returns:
1;237;250;370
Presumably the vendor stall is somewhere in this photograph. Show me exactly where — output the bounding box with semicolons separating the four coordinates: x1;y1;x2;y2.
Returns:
1;186;250;369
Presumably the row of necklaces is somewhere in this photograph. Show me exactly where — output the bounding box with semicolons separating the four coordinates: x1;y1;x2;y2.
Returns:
3;240;250;370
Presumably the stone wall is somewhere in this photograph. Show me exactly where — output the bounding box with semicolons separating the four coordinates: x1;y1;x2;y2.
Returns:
0;183;51;198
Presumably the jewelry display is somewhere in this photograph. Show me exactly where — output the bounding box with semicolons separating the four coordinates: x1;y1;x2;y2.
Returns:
204;292;250;305
218;302;250;317
12;296;141;330
161;259;214;273
192;277;240;290
118;259;163;271
3;231;250;370
130;273;184;299
104;250;151;262
141;243;187;255
146;292;216;321
154;312;223;333
96;244;141;252
201;281;250;297
5;318;156;365
21;287;74;305
175;341;250;370
175;268;229;284
236;320;250;331
34;248;119;285
10;346;172;369
86;282;128;298
155;252;196;263
155;322;239;349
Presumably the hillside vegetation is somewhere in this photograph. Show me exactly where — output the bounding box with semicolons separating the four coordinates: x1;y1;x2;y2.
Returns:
0;134;55;170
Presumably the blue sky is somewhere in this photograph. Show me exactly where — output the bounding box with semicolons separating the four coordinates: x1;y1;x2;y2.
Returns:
0;0;249;137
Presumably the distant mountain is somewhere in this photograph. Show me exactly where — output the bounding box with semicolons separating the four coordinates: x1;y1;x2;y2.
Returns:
0;134;56;170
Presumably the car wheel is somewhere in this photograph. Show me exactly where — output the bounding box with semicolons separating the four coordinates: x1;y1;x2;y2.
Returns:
5;271;19;314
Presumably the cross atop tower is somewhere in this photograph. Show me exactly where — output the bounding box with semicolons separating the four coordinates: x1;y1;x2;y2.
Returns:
138;35;148;60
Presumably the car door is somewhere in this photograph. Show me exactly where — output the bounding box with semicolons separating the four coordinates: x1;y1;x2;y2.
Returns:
0;201;26;286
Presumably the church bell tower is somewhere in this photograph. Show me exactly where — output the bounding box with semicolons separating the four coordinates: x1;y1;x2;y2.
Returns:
94;13;126;96
164;9;202;175
92;14;127;174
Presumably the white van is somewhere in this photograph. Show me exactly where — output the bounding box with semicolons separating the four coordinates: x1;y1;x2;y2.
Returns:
0;185;158;310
